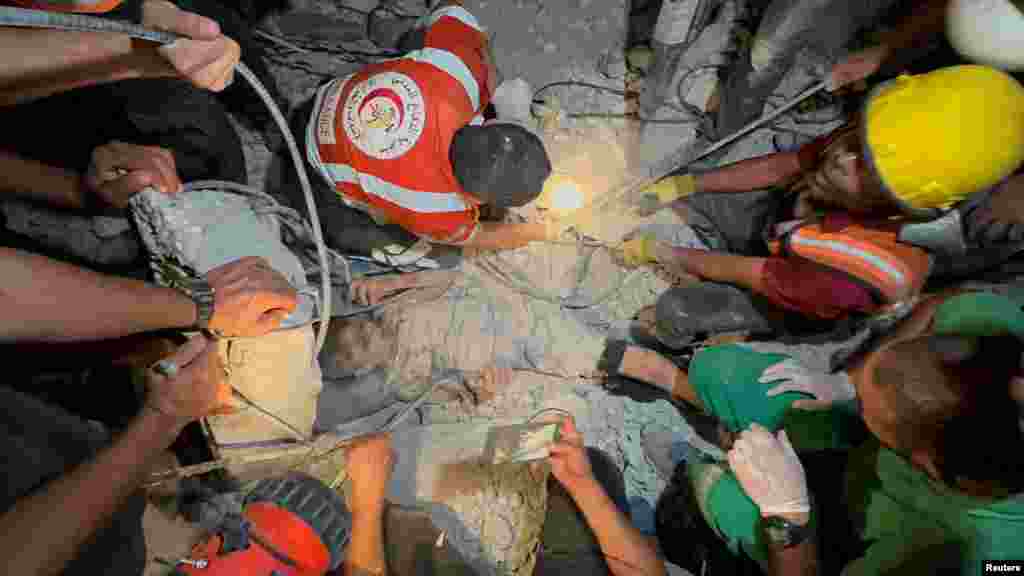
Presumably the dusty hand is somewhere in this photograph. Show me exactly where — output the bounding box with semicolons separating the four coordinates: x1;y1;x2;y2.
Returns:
727;424;809;516
828;45;889;91
142;0;241;92
205;257;298;337
547;417;595;492
344;434;395;515
618;235;660;267
759;360;856;410
632;174;696;217
146;334;230;432
85;141;182;207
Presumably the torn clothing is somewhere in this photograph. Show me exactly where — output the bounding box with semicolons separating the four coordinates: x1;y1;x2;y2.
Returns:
0;385;147;576
306;4;494;245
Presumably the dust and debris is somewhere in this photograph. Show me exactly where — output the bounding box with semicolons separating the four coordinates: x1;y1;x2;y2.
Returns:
236;0;848;568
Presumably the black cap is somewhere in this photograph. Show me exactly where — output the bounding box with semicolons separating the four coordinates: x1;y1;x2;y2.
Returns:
449;122;552;208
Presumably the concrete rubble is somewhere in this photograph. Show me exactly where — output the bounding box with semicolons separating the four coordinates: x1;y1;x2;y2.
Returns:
0;0;854;573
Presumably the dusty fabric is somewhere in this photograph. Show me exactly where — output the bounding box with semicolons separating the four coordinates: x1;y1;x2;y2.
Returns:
250;0;858;551
129;180;331;450
384;421;551;576
205;326;323;447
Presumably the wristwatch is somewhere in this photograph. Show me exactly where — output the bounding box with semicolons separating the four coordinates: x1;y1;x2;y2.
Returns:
762;515;812;548
185;277;216;331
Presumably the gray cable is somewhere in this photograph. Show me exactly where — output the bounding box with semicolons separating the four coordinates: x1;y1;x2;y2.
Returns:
0;7;336;357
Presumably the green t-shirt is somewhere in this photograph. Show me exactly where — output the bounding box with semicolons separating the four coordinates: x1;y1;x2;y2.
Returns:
843;441;1024;576
688;344;865;451
686;344;864;567
686;340;1024;573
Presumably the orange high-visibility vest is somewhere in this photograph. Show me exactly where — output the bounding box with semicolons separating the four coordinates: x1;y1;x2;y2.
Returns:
768;217;933;304
5;0;123;12
307;5;492;245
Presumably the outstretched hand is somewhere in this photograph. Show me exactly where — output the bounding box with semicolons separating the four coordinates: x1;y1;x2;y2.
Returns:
145;334;230;435
205;257;298;337
759;359;856;410
547;417;595;492
828;45;889;91
142;0;241;92
85;141;182;207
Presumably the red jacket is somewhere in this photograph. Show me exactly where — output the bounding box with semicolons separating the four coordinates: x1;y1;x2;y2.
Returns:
307;5;494;244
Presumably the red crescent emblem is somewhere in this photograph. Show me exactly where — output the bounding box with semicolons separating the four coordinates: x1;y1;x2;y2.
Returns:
358;88;406;129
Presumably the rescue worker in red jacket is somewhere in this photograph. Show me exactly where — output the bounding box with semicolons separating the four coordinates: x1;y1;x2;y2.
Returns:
288;0;562;274
619;65;1024;349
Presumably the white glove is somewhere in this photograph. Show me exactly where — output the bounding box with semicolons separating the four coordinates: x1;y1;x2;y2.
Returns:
371;239;439;269
727;424;809;516
492;78;534;125
759;360;856;410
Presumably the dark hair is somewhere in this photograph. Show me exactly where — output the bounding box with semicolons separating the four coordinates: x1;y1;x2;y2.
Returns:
873;335;1024;492
449;123;551;208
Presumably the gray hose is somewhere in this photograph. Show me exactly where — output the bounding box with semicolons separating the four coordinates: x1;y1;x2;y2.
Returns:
0;7;336;356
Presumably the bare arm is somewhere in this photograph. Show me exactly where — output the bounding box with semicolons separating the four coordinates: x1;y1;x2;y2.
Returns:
695;151;804;194
0;149;86;209
1;408;181;576
550;418;666;576
0;335;223;576
343;435;394;576
0;0;238;107
456;221;548;251
0;28;176;106
565;478;667;576
0;247;197;342
657;244;769;293
347;508;387;576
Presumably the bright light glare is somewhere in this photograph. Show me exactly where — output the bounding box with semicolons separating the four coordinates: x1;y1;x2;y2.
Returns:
550;182;584;212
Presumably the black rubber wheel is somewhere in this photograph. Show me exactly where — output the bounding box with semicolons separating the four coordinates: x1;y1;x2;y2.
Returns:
245;472;352;571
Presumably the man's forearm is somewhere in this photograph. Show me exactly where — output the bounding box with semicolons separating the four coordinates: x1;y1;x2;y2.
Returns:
566;478;666;576
458;222;547;251
0;150;85;209
660;245;768;293
0;408;182;576
0;247;196;342
0;28;175;106
695;151;803;194
345;507;387;576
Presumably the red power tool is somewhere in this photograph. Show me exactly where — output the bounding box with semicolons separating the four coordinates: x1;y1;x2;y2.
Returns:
173;473;351;576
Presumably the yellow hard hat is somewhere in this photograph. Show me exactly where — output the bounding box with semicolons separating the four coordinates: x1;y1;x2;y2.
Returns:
863;65;1024;215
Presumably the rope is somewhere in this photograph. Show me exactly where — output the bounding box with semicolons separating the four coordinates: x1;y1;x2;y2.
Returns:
0;7;337;357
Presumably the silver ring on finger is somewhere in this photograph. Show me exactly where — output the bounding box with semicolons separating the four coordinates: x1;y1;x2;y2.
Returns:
151;359;179;378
